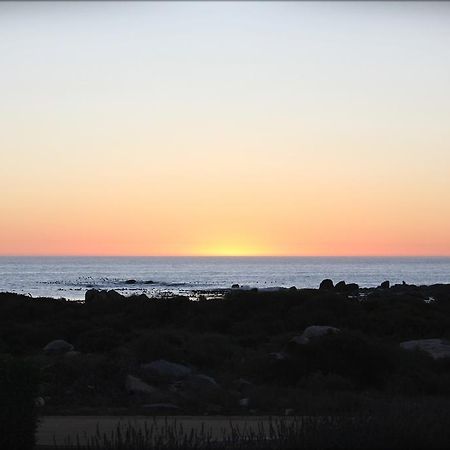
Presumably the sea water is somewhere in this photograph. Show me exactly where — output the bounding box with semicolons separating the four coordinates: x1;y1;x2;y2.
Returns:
0;256;449;300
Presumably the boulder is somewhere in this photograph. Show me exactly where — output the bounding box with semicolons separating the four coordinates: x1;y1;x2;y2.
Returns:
125;375;158;396
400;339;450;359
34;397;45;407
319;279;334;290
125;279;137;284
141;360;192;380
231;284;240;289
85;290;128;313
85;289;125;304
291;325;340;345
335;281;359;292
184;374;219;392
43;339;74;354
269;352;287;361
85;289;101;302
380;280;390;289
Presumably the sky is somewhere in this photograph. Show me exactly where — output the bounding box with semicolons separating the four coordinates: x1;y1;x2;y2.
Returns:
1;1;450;256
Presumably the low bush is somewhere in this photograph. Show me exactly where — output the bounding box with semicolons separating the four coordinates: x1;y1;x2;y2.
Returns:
0;355;39;450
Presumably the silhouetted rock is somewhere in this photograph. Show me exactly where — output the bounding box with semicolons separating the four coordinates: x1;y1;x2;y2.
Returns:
43;339;74;355
85;289;98;302
85;289;125;305
380;280;390;289
334;281;359;293
291;325;340;345
125;279;137;284
231;284;240;289
141;360;192;380
319;279;334;290
390;283;425;299
346;283;359;292
400;339;450;359
335;281;347;291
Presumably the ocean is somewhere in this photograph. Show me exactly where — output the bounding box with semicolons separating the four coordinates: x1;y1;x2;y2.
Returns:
0;256;449;300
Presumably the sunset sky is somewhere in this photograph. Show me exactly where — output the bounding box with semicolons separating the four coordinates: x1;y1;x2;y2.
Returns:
1;2;450;256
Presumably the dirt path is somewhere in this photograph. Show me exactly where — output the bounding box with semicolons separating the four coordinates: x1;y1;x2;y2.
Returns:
37;415;282;447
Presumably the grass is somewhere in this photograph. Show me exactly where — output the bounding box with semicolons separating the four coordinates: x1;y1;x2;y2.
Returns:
48;399;450;450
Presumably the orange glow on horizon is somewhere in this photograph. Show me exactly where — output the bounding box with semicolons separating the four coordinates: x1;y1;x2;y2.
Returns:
1;3;450;258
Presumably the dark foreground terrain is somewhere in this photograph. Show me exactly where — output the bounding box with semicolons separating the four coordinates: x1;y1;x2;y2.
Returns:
2;280;450;448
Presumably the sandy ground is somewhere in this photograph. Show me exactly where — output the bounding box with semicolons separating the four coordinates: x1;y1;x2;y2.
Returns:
37;415;285;447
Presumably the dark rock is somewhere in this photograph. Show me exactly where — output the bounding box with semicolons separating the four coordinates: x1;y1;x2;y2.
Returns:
141;360;192;380
43;339;74;354
184;374;219;392
319;279;334;290
335;282;359;293
130;293;150;302
346;283;359;292
290;325;340;345
85;289;99;303
125;375;158;395
85;289;125;304
125;279;137;284
400;339;450;359
268;352;287;361
231;284;240;289
380;280;390;289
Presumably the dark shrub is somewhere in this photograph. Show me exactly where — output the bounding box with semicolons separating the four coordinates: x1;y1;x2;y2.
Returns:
132;330;185;363
76;327;123;353
0;356;39;450
42;353;127;408
262;331;398;388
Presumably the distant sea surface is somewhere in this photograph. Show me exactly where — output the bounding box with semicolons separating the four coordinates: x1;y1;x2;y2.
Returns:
0;256;449;300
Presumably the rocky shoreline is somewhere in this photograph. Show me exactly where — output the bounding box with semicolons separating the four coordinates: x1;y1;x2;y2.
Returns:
1;280;450;416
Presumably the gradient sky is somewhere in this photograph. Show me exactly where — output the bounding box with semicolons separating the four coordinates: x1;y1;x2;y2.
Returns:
1;1;450;256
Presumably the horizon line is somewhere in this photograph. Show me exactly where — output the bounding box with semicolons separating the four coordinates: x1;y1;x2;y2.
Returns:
1;254;450;259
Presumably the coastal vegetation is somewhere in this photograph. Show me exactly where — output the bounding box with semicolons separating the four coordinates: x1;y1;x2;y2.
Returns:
0;356;39;450
2;282;450;447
